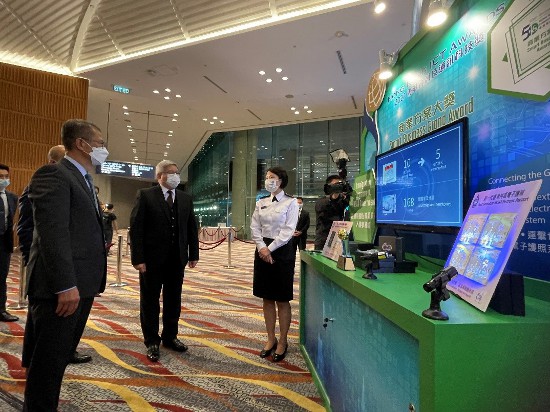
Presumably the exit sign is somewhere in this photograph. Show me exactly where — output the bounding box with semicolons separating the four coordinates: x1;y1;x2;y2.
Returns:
112;84;131;94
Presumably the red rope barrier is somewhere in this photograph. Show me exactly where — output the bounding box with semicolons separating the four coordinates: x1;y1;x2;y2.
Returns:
199;237;227;250
233;236;255;244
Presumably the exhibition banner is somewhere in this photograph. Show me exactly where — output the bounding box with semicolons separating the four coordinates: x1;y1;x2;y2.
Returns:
350;171;376;243
447;179;542;311
374;0;550;281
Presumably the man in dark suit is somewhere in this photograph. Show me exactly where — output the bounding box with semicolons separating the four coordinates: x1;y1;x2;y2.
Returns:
130;160;199;362
292;197;310;251
0;163;19;322
22;119;108;411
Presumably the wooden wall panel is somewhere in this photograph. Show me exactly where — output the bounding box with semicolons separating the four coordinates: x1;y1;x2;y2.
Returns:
0;62;88;198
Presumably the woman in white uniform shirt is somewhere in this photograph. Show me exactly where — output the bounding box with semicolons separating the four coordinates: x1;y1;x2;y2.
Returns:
251;167;299;362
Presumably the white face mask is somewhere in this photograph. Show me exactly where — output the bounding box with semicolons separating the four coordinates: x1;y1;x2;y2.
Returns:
0;179;9;190
265;178;280;193
83;140;109;166
166;173;181;189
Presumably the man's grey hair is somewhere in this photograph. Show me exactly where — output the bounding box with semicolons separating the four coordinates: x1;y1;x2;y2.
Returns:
155;160;178;176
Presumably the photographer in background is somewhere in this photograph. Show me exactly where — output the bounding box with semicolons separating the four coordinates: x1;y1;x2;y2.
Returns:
314;175;351;250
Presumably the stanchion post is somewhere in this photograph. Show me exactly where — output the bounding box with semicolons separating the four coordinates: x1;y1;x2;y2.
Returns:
110;235;127;287
8;253;28;309
224;227;236;269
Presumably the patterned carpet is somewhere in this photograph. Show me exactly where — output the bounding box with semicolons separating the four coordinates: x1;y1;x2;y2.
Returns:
0;237;325;411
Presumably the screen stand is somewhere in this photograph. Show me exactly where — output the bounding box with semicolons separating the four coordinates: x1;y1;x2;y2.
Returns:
488;272;525;316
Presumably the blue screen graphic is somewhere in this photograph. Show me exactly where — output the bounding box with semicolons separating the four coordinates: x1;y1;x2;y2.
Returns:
375;119;467;230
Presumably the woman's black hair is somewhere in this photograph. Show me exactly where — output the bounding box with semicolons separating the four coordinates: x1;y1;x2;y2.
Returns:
267;166;288;189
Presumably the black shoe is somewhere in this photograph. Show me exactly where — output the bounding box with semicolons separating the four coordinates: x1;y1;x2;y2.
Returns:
0;311;18;322
162;338;188;352
69;351;92;364
146;344;160;362
259;340;277;358
272;344;288;362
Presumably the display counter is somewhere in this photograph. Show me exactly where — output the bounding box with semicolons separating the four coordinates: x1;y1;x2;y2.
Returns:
299;251;550;412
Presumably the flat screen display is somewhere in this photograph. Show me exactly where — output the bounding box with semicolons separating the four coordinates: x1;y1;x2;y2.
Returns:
375;118;468;232
96;161;155;179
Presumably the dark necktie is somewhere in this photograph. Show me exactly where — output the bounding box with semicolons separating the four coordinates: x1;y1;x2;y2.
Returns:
272;196;278;202
167;190;173;208
84;173;99;214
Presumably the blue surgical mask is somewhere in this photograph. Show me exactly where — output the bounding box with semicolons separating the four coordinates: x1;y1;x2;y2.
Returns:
0;179;9;190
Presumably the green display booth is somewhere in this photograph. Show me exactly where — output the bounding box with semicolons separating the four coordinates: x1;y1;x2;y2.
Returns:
299;252;550;411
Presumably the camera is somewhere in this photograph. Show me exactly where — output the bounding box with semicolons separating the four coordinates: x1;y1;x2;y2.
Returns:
324;180;353;195
325;148;353;196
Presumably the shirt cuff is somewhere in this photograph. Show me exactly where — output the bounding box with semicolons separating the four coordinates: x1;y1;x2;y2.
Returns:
56;286;77;294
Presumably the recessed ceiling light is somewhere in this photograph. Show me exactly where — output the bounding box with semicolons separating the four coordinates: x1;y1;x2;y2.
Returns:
165;88;171;92
172;118;177;122
173;113;178;116
220;120;224;124
212;116;218;120
124;112;129;115
294;111;300;114
210;121;214;124
126;125;132;128
282;76;288;80
266;78;272;83
304;105;309;109
291;107;296;110
374;0;386;14
259;70;265;75
122;106;128;109
307;110;312;113
169;131;173;133
164;96;170;100
328;87;334;92
276;68;282;73
175;94;181;98
203;118;208;121
153;90;159;94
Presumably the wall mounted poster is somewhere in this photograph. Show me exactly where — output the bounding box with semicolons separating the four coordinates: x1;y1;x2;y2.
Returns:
447;179;542;311
322;221;353;261
350;171;376;243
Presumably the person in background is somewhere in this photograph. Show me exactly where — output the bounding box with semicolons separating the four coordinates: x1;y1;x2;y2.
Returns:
102;203;119;247
22;119;108;411
18;145;65;266
0;163;18;322
314;174;350;250
130;160;199;362
292;196;310;251
250;166;298;362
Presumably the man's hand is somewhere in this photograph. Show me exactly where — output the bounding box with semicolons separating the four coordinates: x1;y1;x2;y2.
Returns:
56;288;80;317
188;260;198;268
134;263;146;273
293;230;302;237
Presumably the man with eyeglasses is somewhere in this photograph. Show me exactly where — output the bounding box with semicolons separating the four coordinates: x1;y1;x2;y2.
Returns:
130;160;199;362
22;119;108;411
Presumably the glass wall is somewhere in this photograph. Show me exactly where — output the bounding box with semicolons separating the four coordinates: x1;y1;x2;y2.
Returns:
188;117;361;239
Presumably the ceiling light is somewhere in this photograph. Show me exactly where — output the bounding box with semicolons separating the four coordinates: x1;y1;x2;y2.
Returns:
164;96;170;100
266;78;272;83
210;121;215;124
291;107;296;110
304;105;309;109
173;113;178;116
282;76;288;80
378;49;398;80
276;68;283;73
169;131;173;133
220;120;225;124
122;106;128;109
153;90;159;94
172;118;177;122
213;116;218;120
307;110;312;113
427;0;448;27
124;112;129;115
259;70;265;75
328;87;334;92
165;88;171;92
374;0;386;14
294;111;300;115
203;118;208;121
126;125;132;128
176;94;181;98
